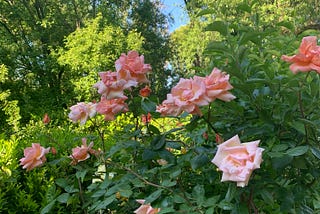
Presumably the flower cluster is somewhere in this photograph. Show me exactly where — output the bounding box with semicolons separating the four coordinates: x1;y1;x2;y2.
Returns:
156;67;235;116
69;50;152;123
211;135;264;187
281;36;320;74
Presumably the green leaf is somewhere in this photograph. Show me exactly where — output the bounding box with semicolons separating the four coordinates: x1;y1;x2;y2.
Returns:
76;169;88;183
141;99;156;113
142;149;157;160
277;21;295;31
94;195;116;210
145;189;163;204
159;207;176;214
197;8;215;17
193;184;205;206
272;154;293;169
40;200;56;214
56;193;70;204
289;121;306;134
151;135;166;150
190;154;209;170
236;3;251;13
286;146;309;157
161;179;177;187
203;196;220;207
55;178;68;188
311;147;320;159
205;21;228;36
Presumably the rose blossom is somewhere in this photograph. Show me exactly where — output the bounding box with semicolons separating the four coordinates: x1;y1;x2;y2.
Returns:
211;135;264;187
70;138;95;165
281;36;320;74
93;71;137;99
68;102;97;125
20;143;50;171
139;85;152;97
115;51;152;83
134;200;160;214
96;97;128;121
202;67;236;102
43;113;50;125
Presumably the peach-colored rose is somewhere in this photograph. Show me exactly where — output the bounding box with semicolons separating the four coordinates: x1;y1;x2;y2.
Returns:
96;97;128;121
156;94;183;116
43;113;50;125
211;135;264;187
70;138;94;165
202;67;236;102
140;85;152;97
68;102;97;125
134;200;160;214
115;51;152;83
281;36;320;74
20;143;50;171
93;71;137;99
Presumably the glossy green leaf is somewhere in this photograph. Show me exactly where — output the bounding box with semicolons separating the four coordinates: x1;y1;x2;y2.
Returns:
145;189;163;204
286;146;309;157
205;21;228;36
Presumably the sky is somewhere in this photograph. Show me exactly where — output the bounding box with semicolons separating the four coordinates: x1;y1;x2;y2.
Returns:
162;0;189;33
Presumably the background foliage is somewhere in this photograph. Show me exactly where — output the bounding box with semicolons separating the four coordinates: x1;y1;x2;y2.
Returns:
1;0;320;213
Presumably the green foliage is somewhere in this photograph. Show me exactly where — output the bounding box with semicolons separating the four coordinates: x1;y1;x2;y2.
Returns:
0;64;20;134
2;1;320;213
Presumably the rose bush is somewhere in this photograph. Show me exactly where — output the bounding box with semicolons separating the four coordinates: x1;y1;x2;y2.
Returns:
11;7;320;214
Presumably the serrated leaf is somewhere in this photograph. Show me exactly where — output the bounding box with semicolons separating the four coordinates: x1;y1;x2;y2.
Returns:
311;147;320;159
286;146;309;156
161;179;177;187
55;178;68;188
151;135;166;150
190;154;209;170
197;8;215;17
236;3;251;13
159;207;176;214
142;149;157;160
40;200;56;214
141;99;156;113
277;21;295;31
94;195;116;210
272;154;293;169
56;193;70;204
76;169;88;183
145;189;163;204
205;21;228;36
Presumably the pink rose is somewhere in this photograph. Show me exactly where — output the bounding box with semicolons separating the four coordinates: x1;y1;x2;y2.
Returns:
93;71;137;99
96;97;129;121
134;200;160;214
281;36;320;73
68;102;97;125
115;51;152;83
202;67;236;102
211;135;264;187
20;143;50;171
70;138;95;165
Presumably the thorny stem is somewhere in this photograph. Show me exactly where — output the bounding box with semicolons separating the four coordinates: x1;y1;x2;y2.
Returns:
119;165;194;208
297;88;308;144
77;177;87;214
248;187;258;214
201;115;218;134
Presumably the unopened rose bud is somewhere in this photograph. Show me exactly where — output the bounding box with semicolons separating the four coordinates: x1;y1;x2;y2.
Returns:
139;85;152;97
43;113;50;125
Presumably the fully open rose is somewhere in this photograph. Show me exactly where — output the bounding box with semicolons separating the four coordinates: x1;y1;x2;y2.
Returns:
211;135;264;187
281;36;320;74
20;143;50;171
